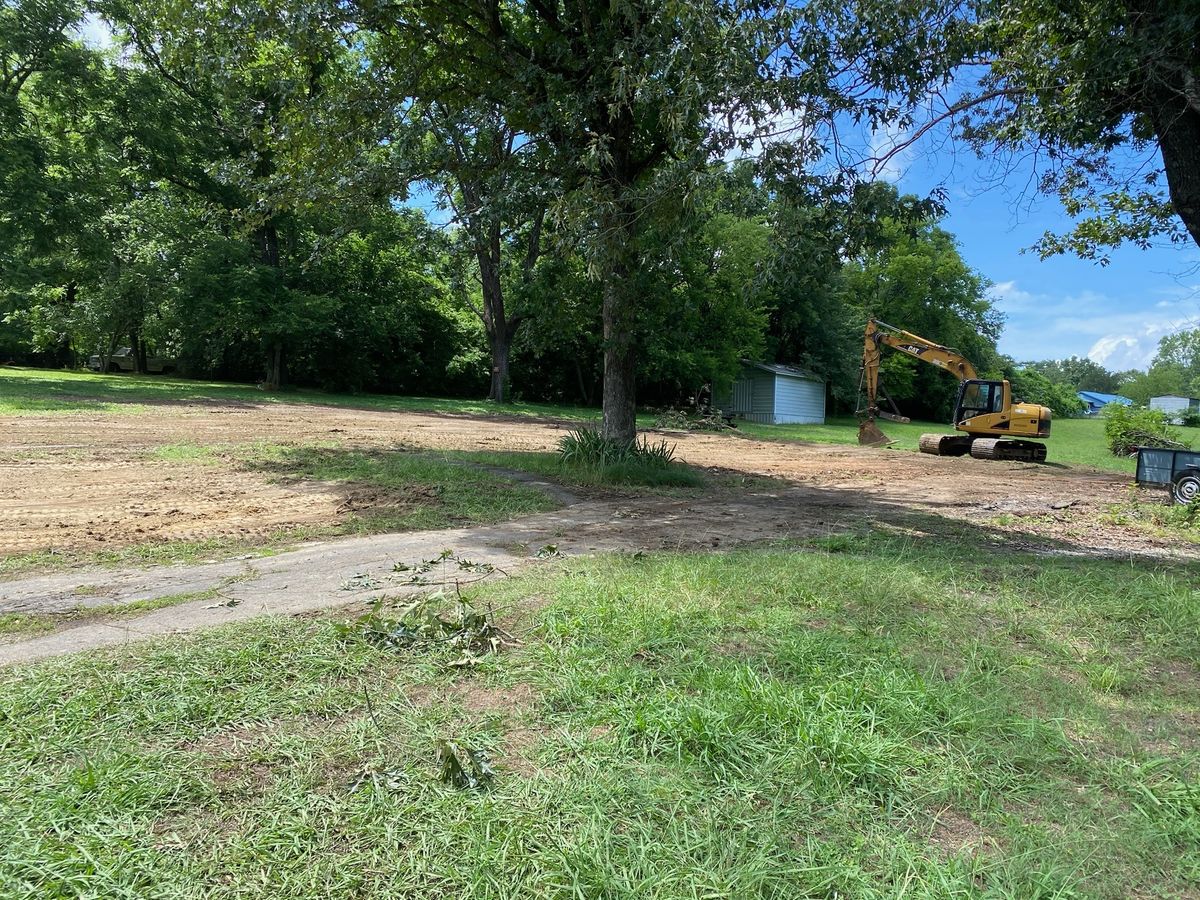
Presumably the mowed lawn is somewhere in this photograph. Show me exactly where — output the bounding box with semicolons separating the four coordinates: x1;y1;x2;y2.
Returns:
1;534;1197;897
737;416;1187;474
1;366;1185;474
0;366;601;421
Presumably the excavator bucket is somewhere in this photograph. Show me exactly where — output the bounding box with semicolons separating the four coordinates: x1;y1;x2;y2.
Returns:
858;418;892;447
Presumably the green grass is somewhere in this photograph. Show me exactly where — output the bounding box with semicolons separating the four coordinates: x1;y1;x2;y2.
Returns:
0;534;297;579
447;449;706;491
0;366;604;420
240;445;561;533
737;414;1200;474
0;588;225;639
1;532;1196;897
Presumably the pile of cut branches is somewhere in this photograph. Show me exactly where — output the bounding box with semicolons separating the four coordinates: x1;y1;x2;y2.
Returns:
1104;404;1189;456
651;407;733;432
334;594;510;666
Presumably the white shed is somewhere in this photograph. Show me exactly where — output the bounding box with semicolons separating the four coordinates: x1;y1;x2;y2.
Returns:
1150;395;1200;423
720;361;826;425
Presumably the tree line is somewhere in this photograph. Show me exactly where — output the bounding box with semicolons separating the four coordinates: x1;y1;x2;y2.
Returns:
3;0;1198;440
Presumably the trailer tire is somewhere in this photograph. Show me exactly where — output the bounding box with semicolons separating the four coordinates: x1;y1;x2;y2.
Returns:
1171;473;1200;505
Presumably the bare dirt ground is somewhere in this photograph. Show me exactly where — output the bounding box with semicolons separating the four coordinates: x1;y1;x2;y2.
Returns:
1;398;1193;664
0;399;1175;559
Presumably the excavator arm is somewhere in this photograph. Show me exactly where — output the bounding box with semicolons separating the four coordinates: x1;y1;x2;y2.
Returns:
861;318;977;419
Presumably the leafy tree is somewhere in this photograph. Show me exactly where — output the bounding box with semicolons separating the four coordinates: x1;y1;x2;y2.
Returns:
345;0;963;443
1112;328;1200;406
96;0;344;386
1024;356;1123;394
403;104;549;404
837;211;1000;420
1121;363;1188;406
1006;366;1086;418
1153;329;1200;379
1;0;89;257
636;212;772;405
948;0;1200;259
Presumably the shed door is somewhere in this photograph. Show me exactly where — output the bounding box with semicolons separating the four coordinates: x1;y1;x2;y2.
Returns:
732;378;753;414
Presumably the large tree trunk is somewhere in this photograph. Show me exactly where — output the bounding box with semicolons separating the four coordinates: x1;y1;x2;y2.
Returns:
600;260;637;445
1151;97;1200;249
476;224;512;403
263;341;283;391
488;332;511;403
128;327;146;374
255;220;284;390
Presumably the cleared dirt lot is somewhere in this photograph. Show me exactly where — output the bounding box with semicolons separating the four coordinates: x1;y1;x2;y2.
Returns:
0;399;1187;560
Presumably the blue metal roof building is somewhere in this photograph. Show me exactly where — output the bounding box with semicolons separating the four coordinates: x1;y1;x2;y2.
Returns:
1077;391;1132;416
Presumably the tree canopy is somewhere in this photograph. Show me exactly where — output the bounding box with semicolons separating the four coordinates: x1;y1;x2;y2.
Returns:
5;0;1190;430
949;0;1200;260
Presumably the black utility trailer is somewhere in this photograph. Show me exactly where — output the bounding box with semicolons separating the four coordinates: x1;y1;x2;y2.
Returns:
1135;447;1200;504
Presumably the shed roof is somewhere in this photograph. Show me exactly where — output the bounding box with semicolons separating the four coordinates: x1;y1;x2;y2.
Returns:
739;359;824;382
1077;391;1131;405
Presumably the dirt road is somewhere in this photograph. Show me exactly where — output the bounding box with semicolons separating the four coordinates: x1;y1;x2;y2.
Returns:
0;400;1172;560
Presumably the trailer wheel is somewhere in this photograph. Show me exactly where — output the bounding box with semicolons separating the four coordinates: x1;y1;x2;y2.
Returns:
1171;473;1200;505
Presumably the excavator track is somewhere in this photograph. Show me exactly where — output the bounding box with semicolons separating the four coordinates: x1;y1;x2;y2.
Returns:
918;433;973;456
968;438;1048;463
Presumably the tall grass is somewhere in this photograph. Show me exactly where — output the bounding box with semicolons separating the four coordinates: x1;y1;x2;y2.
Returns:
556;428;701;487
1;533;1196;895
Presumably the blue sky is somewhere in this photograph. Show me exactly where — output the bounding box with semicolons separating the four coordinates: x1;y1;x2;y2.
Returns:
887;144;1200;371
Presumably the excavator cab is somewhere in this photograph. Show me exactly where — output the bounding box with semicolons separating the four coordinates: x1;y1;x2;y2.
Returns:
954;380;1005;423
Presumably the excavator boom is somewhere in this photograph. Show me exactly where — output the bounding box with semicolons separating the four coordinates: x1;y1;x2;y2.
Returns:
862;319;977;417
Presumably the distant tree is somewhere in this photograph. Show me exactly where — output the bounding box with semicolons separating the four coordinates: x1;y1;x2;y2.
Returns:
766;181;949;408
837;210;1000;420
408;104;547;404
1121;364;1188;407
1114;328;1200;404
1153;329;1200;376
1024;357;1122;394
97;0;342;387
1006;366;1086;418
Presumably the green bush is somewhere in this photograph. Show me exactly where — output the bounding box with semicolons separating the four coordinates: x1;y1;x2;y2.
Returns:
1103;403;1188;456
558;428;677;468
1180;410;1200;429
553;428;702;487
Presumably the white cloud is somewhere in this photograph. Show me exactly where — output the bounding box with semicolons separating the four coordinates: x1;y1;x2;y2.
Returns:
988;280;1034;307
991;279;1200;369
1088;335;1148;370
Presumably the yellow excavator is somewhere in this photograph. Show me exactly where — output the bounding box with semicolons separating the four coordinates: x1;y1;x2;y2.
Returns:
858;318;1052;462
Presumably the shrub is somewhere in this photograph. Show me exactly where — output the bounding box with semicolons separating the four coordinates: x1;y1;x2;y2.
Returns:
1008;368;1087;417
558;428;677;468
554;428;702;487
1180;410;1200;429
1103;403;1188;456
